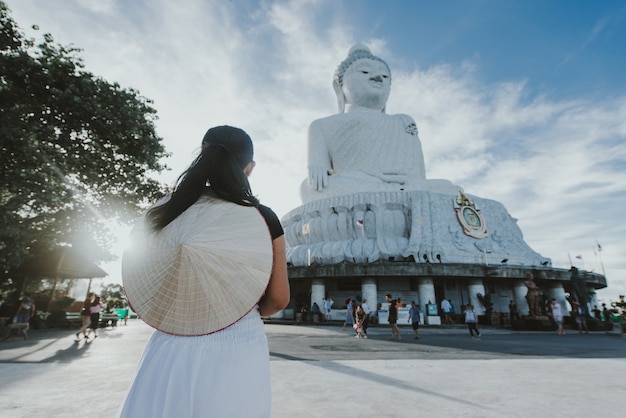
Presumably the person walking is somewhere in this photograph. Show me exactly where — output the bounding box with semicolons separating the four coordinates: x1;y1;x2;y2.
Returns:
87;295;105;340
385;294;401;340
408;301;421;339
14;293;35;324
441;298;452;324
75;293;93;341
551;298;565;336
323;297;334;321
464;304;481;338
572;302;589;334
342;299;354;330
118;126;290;418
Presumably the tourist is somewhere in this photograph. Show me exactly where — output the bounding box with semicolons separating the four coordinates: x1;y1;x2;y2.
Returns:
508;299;519;321
602;303;610;323
14;292;35;324
573;302;589;334
87;295;105;339
551;299;565;336
342;299;355;330
354;305;366;339
408;301;421;339
441;298;452;324
385;294;401;340
118;126;290;417
361;299;370;336
323;296;334;321
592;305;601;320
311;302;321;316
74;293;93;341
464;304;481;338
449;299;456;322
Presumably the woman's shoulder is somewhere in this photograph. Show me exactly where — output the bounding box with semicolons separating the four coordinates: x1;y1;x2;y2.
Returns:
257;204;284;240
257;204;279;226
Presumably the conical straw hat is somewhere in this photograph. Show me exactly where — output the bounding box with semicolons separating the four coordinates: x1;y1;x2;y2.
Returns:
122;194;273;336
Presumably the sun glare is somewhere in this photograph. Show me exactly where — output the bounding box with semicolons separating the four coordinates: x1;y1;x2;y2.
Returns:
111;222;135;255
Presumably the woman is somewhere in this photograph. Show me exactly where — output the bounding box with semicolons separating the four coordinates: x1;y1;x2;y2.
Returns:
118;126;289;417
342;299;354;330
75;293;93;341
464;304;481;338
87;295;104;339
551;298;565;336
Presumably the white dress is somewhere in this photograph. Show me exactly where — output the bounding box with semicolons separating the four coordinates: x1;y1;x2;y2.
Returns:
118;309;271;418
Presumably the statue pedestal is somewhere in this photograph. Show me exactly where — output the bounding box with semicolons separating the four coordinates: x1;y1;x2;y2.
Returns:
522;316;553;331
283;190;549;267
426;316;441;325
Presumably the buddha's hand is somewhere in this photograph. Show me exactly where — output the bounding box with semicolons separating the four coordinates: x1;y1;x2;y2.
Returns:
308;166;332;191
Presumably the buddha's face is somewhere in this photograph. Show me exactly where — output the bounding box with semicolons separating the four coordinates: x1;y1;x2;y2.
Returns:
341;58;391;109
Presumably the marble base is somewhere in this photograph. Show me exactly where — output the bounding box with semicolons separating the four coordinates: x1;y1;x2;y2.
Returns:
283;190;549;267
426;316;442;325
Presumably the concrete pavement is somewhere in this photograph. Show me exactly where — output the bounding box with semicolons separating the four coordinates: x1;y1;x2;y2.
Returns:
0;320;624;417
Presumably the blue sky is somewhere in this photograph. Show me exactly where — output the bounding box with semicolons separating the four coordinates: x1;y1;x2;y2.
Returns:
5;0;626;302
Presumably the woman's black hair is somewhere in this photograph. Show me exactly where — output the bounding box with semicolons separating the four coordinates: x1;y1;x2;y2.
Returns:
146;126;259;231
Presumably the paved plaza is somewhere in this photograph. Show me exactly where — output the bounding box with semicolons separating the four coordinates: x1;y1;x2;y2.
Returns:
0;319;624;417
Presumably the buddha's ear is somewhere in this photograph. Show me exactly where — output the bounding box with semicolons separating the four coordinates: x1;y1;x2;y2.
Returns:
333;80;346;113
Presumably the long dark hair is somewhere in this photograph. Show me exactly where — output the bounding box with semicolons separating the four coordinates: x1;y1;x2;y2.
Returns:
146;126;259;231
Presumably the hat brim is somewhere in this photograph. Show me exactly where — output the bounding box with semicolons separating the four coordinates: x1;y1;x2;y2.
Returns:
122;195;273;336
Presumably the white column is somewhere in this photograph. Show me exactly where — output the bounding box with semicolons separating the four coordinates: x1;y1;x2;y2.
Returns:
418;278;439;325
547;283;568;317
417;278;436;312
513;280;529;316
311;278;325;310
468;279;486;315
361;277;377;311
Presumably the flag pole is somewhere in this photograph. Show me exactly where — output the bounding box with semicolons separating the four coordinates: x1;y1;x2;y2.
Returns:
596;241;606;276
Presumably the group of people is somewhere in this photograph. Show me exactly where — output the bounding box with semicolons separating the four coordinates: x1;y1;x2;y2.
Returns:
551;298;592;336
321;293;599;341
386;294;481;339
386;295;423;341
340;298;371;339
75;292;105;341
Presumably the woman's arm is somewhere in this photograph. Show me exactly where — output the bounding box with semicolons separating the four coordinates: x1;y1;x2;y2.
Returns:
258;236;290;317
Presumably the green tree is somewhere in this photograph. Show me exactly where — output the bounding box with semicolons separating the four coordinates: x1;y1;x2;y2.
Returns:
100;283;125;310
0;2;169;291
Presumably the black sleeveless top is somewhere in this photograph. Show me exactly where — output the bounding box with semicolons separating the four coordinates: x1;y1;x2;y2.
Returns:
257;204;283;241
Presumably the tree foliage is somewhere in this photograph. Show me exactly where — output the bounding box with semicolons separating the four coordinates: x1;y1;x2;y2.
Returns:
100;282;126;309
0;2;169;283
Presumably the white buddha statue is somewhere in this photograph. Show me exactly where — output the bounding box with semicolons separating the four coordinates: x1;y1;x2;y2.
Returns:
301;44;460;203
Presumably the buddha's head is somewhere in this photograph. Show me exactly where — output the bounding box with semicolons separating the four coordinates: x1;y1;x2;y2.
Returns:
334;44;392;113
